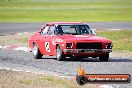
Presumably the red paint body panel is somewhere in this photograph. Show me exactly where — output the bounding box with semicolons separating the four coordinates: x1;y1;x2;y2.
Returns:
29;22;112;57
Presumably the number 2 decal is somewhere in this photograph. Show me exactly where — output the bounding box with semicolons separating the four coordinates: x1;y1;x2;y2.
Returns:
45;42;50;52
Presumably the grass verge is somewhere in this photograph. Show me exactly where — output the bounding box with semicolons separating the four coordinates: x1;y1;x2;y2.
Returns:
0;69;96;88
0;0;132;22
97;30;132;52
0;32;32;47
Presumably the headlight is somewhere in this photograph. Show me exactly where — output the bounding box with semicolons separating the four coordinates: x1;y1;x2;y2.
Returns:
106;43;112;49
66;42;73;48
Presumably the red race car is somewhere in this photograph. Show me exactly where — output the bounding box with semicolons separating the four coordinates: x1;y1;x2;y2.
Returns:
29;22;112;61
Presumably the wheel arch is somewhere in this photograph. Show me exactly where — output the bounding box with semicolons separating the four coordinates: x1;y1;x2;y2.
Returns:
55;44;64;52
32;42;37;47
56;44;60;49
33;42;36;45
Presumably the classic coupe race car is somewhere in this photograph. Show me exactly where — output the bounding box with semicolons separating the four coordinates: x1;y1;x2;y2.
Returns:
29;22;112;61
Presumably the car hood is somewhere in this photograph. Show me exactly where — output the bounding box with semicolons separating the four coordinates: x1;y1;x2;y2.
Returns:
58;34;111;43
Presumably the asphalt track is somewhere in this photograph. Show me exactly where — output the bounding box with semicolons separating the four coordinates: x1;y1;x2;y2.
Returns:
0;22;132;35
0;49;132;87
0;22;132;87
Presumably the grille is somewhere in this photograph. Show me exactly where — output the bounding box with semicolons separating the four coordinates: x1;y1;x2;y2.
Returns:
76;43;102;49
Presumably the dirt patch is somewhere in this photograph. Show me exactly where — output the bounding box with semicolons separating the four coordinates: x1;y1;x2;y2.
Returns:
0;32;32;47
0;69;96;88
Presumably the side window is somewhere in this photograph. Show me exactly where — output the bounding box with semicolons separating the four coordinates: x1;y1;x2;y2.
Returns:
47;26;55;35
41;26;49;35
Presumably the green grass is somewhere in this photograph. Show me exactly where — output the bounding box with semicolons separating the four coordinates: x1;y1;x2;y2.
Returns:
0;69;95;88
0;0;132;22
19;76;76;88
98;30;132;52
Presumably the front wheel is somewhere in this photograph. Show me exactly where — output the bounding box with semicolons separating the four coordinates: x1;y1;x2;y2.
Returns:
74;57;81;61
33;43;43;59
99;53;109;62
56;46;64;61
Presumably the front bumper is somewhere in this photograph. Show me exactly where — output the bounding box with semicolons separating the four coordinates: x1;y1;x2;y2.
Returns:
64;49;112;53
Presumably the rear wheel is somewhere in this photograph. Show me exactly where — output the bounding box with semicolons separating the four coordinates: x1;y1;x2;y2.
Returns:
33;43;43;59
56;46;64;61
99;53;109;62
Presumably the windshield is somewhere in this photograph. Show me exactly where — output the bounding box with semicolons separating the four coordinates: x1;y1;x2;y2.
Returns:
55;25;93;35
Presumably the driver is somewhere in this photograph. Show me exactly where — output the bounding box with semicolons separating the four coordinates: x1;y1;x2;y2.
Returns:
56;26;64;35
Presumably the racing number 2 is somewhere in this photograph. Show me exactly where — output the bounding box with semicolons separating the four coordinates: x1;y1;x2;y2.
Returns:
45;42;50;52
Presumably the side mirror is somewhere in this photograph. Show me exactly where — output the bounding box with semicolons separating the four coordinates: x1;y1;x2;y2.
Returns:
38;29;43;35
39;31;41;34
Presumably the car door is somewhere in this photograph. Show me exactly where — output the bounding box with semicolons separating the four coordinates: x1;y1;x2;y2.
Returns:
45;25;56;56
37;26;50;55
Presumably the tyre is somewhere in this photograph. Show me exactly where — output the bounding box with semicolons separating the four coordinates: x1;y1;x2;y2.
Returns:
76;75;86;85
92;56;97;58
33;43;43;59
74;57;81;61
56;46;64;61
99;53;109;62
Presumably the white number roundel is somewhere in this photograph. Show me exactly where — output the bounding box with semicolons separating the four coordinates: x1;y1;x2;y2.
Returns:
45;42;50;52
